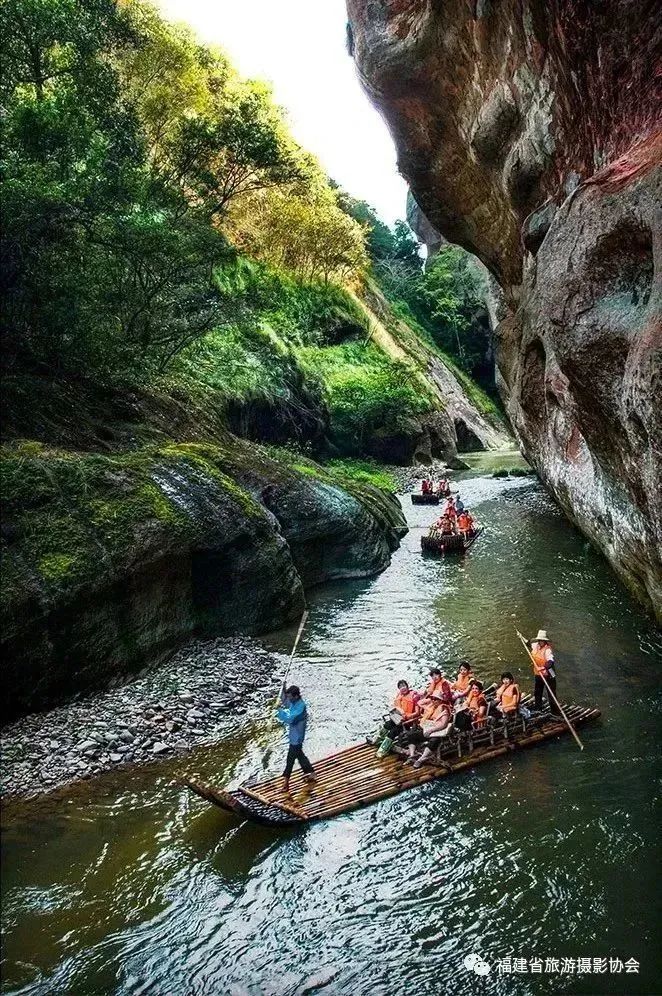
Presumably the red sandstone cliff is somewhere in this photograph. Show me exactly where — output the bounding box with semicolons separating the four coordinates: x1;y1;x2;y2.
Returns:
348;0;662;618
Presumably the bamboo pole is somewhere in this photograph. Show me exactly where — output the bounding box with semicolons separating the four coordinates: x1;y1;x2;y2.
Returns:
275;609;309;704
512;622;584;751
260;609;310;770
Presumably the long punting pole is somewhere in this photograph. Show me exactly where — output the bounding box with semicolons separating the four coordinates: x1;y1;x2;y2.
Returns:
260;609;310;769
277;609;309;704
512;622;584;752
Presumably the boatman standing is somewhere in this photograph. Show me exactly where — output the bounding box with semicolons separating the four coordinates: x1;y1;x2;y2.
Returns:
277;684;316;792
529;629;560;715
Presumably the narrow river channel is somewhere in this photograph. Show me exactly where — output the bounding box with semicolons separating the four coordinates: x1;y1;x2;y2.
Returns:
2;462;661;996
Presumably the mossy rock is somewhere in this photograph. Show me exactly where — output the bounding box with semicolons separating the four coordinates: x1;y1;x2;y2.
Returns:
1;436;406;719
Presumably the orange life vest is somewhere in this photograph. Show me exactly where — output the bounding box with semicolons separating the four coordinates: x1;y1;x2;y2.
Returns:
531;642;553;676
467;688;486;711
457;512;471;531
452;670;473;693
497;682;520;712
394;690;419;717
421;699;451;723
466;688;487;718
423;676;444;698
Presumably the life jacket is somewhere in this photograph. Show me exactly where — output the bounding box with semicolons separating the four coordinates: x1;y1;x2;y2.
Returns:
423;675;443;699
394;690;419;717
421;699;451;723
531;641;553;677
438;516;453;534
444;501;457;518
452;669;473;693
421;480;430;493
466;688;487;716
457;513;471;531
497;682;520;712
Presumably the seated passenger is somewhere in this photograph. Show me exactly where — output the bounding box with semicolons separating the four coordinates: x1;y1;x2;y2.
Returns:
393;679;421;719
433;514;455;535
405;695;453;765
455;494;465;514
451;660;474;697
457;510;474;536
420;667;452;703
493;672;521;718
421;478;431;494
466;679;488;727
437;478;449;494
372;680;421;754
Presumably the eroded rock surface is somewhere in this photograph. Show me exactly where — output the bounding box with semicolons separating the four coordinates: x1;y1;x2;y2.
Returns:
348;0;661;616
2;440;405;720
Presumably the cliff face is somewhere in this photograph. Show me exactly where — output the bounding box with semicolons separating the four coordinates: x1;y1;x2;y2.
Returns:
1;438;405;720
348;0;662;617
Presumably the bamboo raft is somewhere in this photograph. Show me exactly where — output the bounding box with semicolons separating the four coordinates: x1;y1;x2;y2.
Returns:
183;698;600;827
410;491;446;505
421;527;483;554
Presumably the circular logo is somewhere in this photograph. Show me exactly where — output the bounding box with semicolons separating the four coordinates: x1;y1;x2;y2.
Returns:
464;953;491;975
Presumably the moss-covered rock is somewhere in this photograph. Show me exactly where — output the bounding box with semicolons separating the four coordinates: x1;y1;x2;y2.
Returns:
1;437;406;720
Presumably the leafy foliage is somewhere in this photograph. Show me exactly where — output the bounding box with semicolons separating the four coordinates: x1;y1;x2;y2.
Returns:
0;0;322;378
299;342;428;455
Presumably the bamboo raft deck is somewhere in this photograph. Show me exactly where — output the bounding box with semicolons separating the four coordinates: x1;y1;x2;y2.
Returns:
183;699;600;826
421;527;483;555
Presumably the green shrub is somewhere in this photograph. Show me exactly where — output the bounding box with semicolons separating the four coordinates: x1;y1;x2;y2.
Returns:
325;459;397;492
299;341;428;454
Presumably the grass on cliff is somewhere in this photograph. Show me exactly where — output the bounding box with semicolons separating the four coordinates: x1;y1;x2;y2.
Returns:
259;442;397;493
167;261;435;458
388;300;502;420
0;440;267;609
298;340;429;454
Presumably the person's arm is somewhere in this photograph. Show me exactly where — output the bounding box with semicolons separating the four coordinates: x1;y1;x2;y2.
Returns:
276;699;304;725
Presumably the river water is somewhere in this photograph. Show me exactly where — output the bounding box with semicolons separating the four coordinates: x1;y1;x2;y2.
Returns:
2;463;661;996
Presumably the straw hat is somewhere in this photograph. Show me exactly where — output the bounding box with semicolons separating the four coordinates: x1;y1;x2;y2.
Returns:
534;629;550;642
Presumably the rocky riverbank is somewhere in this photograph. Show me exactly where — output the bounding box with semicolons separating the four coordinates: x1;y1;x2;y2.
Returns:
0;635;282;800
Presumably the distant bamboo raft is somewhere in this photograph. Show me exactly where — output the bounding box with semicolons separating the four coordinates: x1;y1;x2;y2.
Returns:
183;699;601;826
410;489;450;504
421;527;483;554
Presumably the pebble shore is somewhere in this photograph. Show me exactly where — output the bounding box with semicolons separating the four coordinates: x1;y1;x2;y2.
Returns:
1;636;282;800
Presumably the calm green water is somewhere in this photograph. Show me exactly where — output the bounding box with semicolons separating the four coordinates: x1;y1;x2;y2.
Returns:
2;470;661;996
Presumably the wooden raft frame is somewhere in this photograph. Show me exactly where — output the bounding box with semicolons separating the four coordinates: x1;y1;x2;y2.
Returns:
421;527;483;555
183;701;600;827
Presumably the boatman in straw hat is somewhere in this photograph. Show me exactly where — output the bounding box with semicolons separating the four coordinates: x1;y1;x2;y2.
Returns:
277;684;316;793
528;629;560;715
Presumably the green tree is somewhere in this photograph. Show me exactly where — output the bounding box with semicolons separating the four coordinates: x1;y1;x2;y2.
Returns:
0;0;256;376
